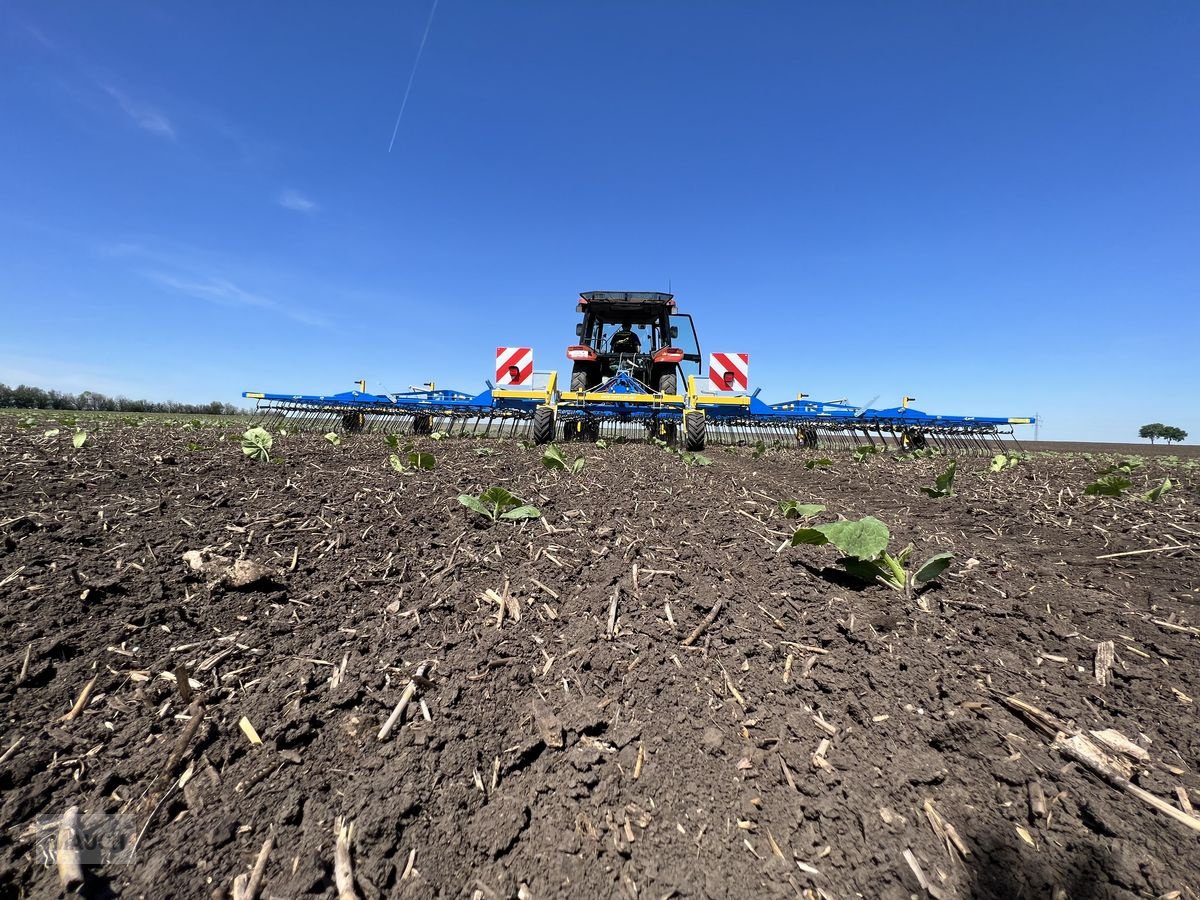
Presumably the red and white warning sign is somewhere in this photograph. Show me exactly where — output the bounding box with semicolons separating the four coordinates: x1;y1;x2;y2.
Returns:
495;347;534;386
707;352;749;392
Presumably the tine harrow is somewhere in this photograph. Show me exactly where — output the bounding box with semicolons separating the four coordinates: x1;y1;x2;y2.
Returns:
244;289;1035;454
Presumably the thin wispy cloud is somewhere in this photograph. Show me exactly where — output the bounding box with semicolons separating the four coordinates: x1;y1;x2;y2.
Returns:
278;189;318;213
142;269;328;328
101;84;176;139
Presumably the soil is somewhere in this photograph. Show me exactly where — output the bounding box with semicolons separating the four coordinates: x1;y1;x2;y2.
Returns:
1;420;1198;900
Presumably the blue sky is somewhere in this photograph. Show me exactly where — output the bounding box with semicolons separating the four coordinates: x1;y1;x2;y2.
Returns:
2;2;1196;442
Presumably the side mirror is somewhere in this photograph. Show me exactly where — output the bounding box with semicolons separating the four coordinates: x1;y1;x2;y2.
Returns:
576;323;584;337
670;326;679;339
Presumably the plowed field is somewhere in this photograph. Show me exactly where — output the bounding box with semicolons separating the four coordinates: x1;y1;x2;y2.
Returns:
2;421;1198;899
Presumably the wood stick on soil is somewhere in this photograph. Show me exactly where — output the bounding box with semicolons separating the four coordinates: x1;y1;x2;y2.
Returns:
243;833;274;900
1094;641;1115;687
1095;545;1195;559
163;701;206;777
0;736;24;765
1054;732;1200;835
56;806;85;892
378;664;429;741
17;644;31;684
606;584;620;638
60;675;98;723
681;599;723;647
334;818;358;900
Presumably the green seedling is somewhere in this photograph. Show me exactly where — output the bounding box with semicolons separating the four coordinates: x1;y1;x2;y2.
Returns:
595;439;609;449
72;430;88;449
1098;458;1142;476
429;430;447;440
852;445;878;463
474;447;497;457
241;426;273;462
324;432;342;446
805;458;833;470
542;444;586;475
778;501;826;520
1085;475;1131;497
990;454;1020;472
1140;478;1172;502
457;487;540;523
43;428;60;439
751;439;767;459
186;441;204;452
389;451;435;473
790;515;954;602
922;461;957;498
681;452;712;466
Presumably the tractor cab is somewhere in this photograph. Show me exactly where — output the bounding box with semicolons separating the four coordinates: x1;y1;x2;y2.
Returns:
565;291;701;394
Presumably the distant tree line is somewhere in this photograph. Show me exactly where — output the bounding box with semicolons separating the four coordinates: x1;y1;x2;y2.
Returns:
0;383;243;416
1139;423;1188;445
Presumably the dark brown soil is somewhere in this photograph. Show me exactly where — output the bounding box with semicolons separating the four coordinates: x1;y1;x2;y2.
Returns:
2;421;1198;900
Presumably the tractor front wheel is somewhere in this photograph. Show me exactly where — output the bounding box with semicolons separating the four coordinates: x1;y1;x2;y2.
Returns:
684;411;706;452
532;405;555;445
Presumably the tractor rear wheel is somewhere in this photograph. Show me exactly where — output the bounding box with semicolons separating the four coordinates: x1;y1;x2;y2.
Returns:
570;364;592;393
532;405;555;445
684;411;706;451
657;371;678;395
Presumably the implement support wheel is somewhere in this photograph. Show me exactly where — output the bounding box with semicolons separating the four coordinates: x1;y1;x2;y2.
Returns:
412;414;433;435
532;405;555;445
342;412;365;433
683;411;706;452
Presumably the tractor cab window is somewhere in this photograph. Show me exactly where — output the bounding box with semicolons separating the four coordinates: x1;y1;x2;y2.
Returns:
669;314;702;376
601;321;652;353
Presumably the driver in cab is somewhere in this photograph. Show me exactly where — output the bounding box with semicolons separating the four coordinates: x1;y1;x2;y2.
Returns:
610;322;641;355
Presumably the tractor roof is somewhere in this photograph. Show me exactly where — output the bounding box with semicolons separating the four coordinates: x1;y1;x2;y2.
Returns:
578;291;676;318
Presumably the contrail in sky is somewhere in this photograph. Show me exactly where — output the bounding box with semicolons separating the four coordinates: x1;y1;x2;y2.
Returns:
387;0;441;153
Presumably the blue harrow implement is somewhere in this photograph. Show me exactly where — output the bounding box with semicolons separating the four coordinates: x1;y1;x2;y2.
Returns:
245;291;1034;454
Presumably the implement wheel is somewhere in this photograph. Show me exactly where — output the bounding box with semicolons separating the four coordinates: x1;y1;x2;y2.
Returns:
342;412;365;433
683;411;706;452
412;414;433;435
532;405;555;445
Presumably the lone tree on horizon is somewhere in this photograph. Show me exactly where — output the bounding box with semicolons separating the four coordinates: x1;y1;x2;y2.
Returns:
1140;423;1188;444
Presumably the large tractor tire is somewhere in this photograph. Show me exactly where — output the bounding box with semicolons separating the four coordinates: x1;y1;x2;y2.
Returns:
683;411;707;452
570;364;592;393
657;370;678;395
532;405;555;445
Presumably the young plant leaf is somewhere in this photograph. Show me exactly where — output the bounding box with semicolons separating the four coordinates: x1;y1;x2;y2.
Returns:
681;452;712;466
43;429;60;438
571;456;586;475
839;556;887;584
389;454;406;473
922;461;957;498
804;458;833;470
408;451;435;470
457;495;491;518
500;505;541;520
324;432;342;446
72;430;88;449
1140;478;1172;502
542;445;569;471
913;552;954;585
385;434;401;451
789;527;830;547
595;439;608;449
812;516;890;560
241;426;273;462
778;501;826;520
1085;475;1132;497
479;487;517;507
